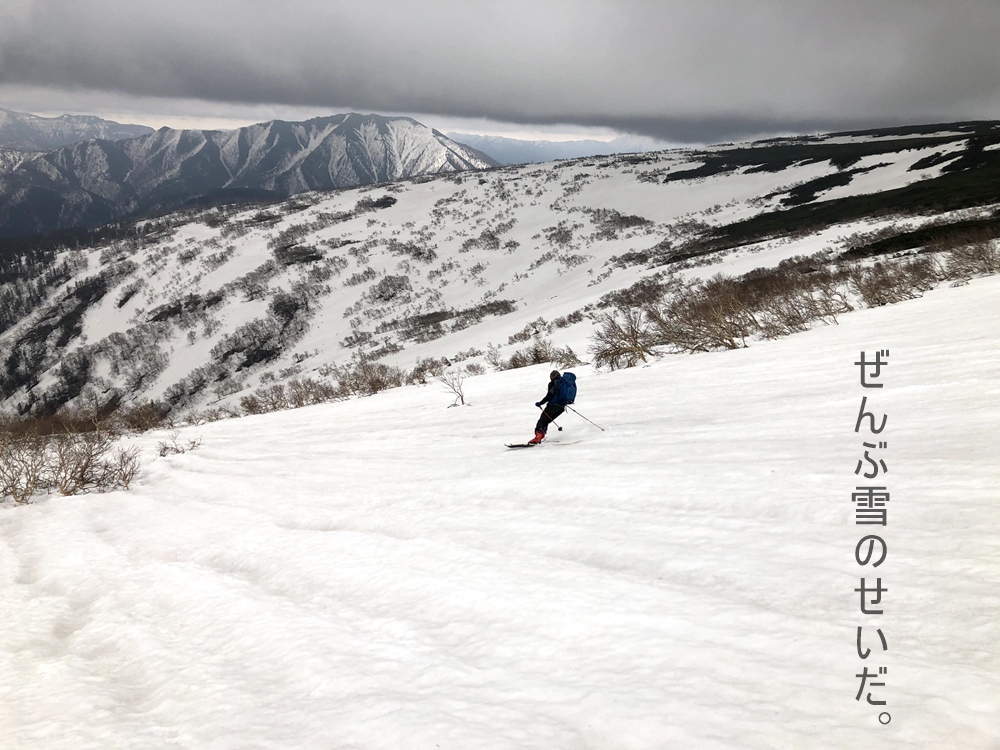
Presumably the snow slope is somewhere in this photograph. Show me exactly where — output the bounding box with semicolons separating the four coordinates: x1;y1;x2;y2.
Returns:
2;275;998;749
3;127;988;417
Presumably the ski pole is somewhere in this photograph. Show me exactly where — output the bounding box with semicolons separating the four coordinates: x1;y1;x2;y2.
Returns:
566;406;606;432
538;404;563;431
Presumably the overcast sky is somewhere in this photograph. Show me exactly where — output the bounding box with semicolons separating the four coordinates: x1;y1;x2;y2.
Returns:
2;0;1000;143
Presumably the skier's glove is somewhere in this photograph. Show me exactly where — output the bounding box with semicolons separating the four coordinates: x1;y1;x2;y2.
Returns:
535;402;542;407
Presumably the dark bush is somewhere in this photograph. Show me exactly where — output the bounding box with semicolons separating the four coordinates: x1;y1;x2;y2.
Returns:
368;275;412;303
273;244;325;266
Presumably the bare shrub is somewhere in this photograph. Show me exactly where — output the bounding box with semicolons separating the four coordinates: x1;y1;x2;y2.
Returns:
809;271;855;324
256;384;290;413
407;357;450;385
597;273;675;309
586;245;966;371
332;362;405;396
647;275;758;353
904;255;943;293
286;377;340;407
944;241;1000;279
50;431;118;495
751;276;825;339
755;290;816;338
503;337;581;370
590;307;657;370
192;405;242;423
847;258;940;307
737;265;810;338
552;310;585;328
651;263;853;354
436;370;467;406
0;429;144;500
157;433;202;457
239;393;266;415
553;345;583;368
485;343;505;371
847;263;894;307
0;432;48;504
507;336;557;369
116;401;171;432
1;407;146;503
236;375;342;416
112;446;142;490
507;317;548;345
57;392;125;438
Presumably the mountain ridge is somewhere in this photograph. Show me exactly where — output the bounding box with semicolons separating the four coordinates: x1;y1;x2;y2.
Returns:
447;132;674;165
0;113;498;238
0;107;154;152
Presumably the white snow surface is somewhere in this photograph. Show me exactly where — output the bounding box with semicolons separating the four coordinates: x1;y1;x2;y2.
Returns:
2;276;998;749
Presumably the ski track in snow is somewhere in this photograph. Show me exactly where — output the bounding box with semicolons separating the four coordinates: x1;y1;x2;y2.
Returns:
1;276;999;749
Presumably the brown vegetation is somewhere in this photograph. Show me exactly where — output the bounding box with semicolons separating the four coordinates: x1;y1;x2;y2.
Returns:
590;239;999;368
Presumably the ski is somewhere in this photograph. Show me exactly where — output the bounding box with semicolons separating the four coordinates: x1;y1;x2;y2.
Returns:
505;439;582;449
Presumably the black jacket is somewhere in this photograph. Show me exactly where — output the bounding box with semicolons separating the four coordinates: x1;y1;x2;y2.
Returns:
539;378;559;406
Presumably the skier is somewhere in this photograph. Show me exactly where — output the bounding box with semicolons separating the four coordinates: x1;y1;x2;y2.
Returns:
527;370;575;444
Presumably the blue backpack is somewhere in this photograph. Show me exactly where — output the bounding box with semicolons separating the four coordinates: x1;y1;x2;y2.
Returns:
554;372;577;405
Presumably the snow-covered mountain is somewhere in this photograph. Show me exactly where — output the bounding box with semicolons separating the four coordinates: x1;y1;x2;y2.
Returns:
1;120;998;419
0;148;27;174
0;114;498;238
448;131;674;165
0;107;153;152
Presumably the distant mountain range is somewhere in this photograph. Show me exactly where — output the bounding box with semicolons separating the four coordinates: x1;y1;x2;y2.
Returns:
0;113;497;238
446;132;674;165
0;106;682;239
0;107;154;152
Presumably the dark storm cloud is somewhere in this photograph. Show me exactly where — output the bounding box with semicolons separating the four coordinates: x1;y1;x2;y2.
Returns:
3;0;1000;141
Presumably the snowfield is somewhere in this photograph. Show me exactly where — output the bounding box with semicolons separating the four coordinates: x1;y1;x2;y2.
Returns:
2;275;998;749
